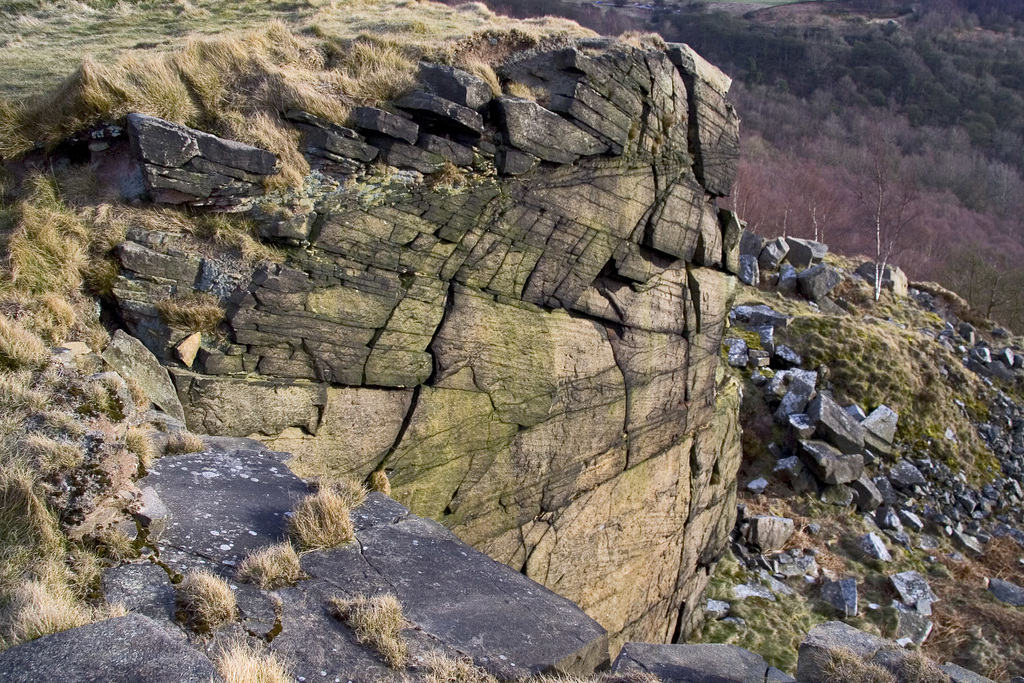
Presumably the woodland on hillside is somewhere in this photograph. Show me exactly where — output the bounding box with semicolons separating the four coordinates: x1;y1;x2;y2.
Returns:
452;0;1024;330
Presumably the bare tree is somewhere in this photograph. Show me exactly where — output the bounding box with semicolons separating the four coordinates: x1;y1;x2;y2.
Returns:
847;128;919;300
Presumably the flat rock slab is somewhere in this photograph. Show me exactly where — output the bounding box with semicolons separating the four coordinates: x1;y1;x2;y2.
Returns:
102;562;177;623
139;442;307;568
295;493;609;679
0;614;220;683
612;642;794;683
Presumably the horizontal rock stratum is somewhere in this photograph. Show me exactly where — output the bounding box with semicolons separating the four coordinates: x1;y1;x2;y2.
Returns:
106;37;743;650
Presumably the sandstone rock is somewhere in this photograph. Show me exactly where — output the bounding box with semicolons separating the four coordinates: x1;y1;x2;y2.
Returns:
720;209;743;276
890;571;938;615
858;532;892;562
724;338;749;368
820;578;858;617
876;506;904;532
797;264;843;302
987;577;1024;606
102;330;185;421
799;440;864;485
775;376;816;424
743;515;795;552
102;563;177;623
496;96;608;163
893;600;933;646
777;263;798;296
297;122;378;163
612;642;792;683
395;90;485;137
175;332;201;368
287;493;610;679
706;599;730;620
418;62;494;110
730;304;791;329
139;441;307;569
129;113;275;175
758;238;789;271
851;475;883;512
418;133;475;166
807;393;866;455
784;237;827;269
738;230;764;260
352;106;419;144
941;663;998;683
374;136;447;173
856;261;909;297
0;614;220;683
788;413;816;440
820;483;854;506
796;621;890;683
862;404;899;455
773;344;802;368
495;147;539;175
889;459;926;488
737;255;759;286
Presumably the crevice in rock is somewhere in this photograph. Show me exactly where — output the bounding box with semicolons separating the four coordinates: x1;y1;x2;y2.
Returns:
375;384;421;472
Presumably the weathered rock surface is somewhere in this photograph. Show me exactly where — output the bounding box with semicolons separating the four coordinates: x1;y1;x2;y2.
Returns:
987;577;1024;606
612;642;793;683
127;113;276;209
798;440;864;485
0;614;221;683
106;39;743;651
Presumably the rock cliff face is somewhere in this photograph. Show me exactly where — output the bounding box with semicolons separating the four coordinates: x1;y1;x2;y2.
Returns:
107;38;742;651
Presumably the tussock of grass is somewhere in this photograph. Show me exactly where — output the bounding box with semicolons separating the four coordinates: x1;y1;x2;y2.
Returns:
329;593;408;669
888;651;951;683
289;489;355;550
162;430;205;455
423;653;499;683
154;292;224;335
20;433;84;474
2;579;94;645
821;648;897;683
369;470;391;496
93;526;136;561
215;642;293;683
0;314;48;371
314;476;368;509
236;542;303;590
177;569;237;632
124;426;156;469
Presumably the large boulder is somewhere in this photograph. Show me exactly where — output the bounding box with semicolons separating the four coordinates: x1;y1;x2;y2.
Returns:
418;62;494;110
102;329;185;421
807;394;866;455
612;642;793;683
856;261;909;297
0;614;221;683
784;237;827;269
796;621;890;683
743;515;795;552
797;264;843;302
799;440;864;485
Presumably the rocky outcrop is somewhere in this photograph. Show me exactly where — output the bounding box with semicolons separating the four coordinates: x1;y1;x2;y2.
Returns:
105;38;743;650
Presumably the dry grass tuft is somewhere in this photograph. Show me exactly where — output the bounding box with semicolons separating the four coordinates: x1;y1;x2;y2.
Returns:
422;652;498;683
314;476;368;509
155;292;225;335
890;650;951;683
289;489;355;550
177;569;237;632
821;648;897;683
163;430;205;455
236;542;303;590
3;578;93;645
215;642;293;683
20;433;84;474
0;314;49;371
124;377;150;411
369;470;391;496
124;426;157;469
93;526;137;561
329;593;408;668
